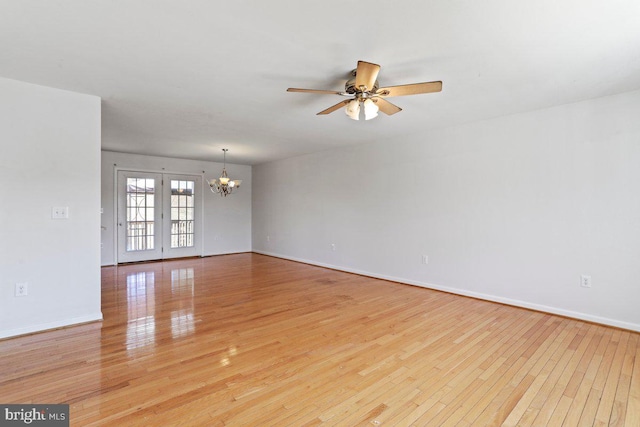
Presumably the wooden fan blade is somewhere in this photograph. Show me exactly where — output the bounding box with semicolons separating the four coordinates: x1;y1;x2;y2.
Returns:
287;88;342;95
377;81;442;97
317;100;349;115
374;98;402;115
355;61;381;92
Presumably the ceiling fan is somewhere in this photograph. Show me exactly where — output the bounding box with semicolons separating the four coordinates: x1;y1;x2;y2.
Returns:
287;60;442;120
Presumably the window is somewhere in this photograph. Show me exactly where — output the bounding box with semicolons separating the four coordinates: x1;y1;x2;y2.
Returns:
126;178;156;251
170;179;195;248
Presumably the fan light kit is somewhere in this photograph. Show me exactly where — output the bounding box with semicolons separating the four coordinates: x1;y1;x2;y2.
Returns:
287;60;442;120
209;149;241;197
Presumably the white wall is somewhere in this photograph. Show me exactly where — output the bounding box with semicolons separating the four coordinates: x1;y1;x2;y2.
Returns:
101;151;251;266
253;89;640;331
0;77;102;339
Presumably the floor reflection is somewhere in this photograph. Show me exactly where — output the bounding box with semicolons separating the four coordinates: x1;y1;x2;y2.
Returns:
171;309;194;339
125;271;156;351
170;268;195;339
119;266;199;353
171;268;194;295
220;345;238;367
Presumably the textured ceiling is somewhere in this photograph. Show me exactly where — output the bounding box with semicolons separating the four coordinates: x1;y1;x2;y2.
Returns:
2;1;639;165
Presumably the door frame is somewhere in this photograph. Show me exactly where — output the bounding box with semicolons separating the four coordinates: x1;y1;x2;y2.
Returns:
113;166;205;264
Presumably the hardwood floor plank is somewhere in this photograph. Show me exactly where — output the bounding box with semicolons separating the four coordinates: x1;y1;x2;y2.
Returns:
519;323;585;425
564;327;613;425
626;337;640;427
471;318;566;424
594;331;631;425
0;254;637;426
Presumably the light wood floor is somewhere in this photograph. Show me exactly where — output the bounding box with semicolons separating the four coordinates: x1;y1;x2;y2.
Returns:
1;254;638;426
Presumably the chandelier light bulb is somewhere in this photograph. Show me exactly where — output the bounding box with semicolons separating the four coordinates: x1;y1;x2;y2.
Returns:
363;98;379;120
345;99;360;120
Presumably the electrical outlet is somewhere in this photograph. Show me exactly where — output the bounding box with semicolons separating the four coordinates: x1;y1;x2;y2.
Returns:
422;255;429;265
52;206;69;219
331;243;336;251
15;282;28;297
267;235;270;242
580;275;592;288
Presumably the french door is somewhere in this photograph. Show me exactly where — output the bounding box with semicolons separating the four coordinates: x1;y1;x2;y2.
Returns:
164;174;200;259
117;171;201;263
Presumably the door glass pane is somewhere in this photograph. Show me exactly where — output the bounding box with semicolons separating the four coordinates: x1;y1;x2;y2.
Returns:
170;180;195;248
126;178;156;251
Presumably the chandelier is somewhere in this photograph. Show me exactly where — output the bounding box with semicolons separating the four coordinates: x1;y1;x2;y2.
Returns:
209;149;242;196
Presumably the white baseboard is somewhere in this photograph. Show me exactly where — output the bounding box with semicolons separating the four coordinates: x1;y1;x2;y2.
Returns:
253;250;640;332
201;250;251;257
0;313;103;340
101;252;251;267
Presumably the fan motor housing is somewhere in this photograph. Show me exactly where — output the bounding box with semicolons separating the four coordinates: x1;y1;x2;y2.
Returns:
345;77;379;95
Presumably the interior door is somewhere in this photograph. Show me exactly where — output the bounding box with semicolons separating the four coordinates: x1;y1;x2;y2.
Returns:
117;171;163;263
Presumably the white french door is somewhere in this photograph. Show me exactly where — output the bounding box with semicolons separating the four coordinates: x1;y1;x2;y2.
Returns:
117;171;163;263
163;174;200;259
117;171;201;263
